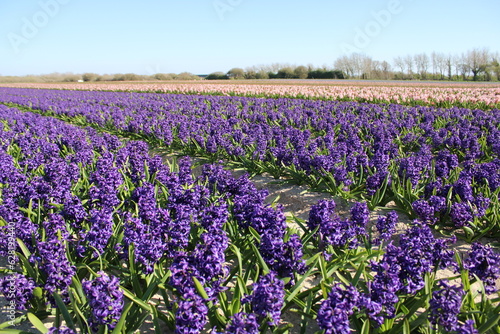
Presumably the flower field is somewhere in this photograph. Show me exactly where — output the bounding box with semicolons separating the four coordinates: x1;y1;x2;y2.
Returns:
0;86;499;334
2;81;500;109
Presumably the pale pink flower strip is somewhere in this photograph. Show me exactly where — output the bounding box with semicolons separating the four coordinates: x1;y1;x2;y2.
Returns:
1;82;499;106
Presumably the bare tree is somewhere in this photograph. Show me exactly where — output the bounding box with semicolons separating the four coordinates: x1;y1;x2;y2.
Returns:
456;53;470;80
414;53;429;79
404;55;414;78
360;55;374;79
334;55;354;78
490;51;500;81
429;52;446;79
445;55;453;80
269;63;282;73
431;52;439;78
393;56;406;77
465;48;490;81
380;60;392;80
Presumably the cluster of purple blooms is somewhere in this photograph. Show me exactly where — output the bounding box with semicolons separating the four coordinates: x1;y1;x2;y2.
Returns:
202;163;307;282
241;271;285;327
429;281;465;332
428;281;480;334
0;273;36;311
317;283;359;334
82;271;124;331
47;327;77;334
221;312;259;334
463;242;500;294
307;200;370;251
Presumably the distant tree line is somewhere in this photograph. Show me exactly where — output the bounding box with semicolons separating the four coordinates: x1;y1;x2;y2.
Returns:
206;65;344;80
1;48;498;83
334;48;500;81
205;48;499;82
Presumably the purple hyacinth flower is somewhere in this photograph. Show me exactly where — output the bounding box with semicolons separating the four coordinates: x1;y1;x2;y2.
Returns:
242;271;284;326
0;273;36;311
457;319;479;334
450;202;473;227
374;211;398;245
175;290;208;334
429;281;464;332
224;312;259;334
82;271;124;332
47;327;77;334
317;283;359;334
463;243;500;294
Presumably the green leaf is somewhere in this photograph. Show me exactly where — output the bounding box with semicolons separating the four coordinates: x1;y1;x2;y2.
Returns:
360;319;370;334
0;330;34;334
351;261;365;287
301;225;320;246
299;293;314;334
27;313;48;333
16;238;32;259
335;271;351;286
231;292;241;315
52;293;75;329
248;226;261;242
70;276;86;305
462;226;475;241
402;318;410;334
121;286;152;312
285;257;319;306
151;306;163;334
318;255;328;283
273;323;293;334
230;244;244;278
477;312;500;333
128;244;143;296
250;242;269;274
111;302;133;334
192;276;210;300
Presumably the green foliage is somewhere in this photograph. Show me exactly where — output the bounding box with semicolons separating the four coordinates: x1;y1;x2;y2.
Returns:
205;72;230;80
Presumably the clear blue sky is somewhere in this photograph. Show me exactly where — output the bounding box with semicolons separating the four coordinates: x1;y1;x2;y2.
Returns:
1;0;499;76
